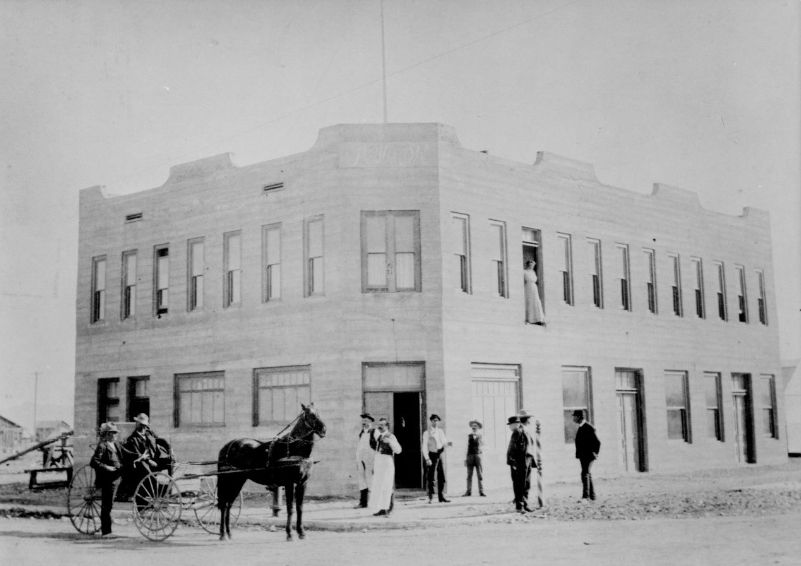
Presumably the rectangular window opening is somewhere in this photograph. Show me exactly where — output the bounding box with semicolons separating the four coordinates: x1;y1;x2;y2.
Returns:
617;244;631;311
491;221;509;298
588;238;603;308
451;213;471;293
557;233;573;305
263;224;282;302
121;251;137;319
224;231;242;307
669;254;683;317
91;256;107;323
253;365;311;425
361;211;421;293
665;370;691;443
175;372;225;427
188;238;204;311
644;248;657;314
691;257;705;319
562;366;592;443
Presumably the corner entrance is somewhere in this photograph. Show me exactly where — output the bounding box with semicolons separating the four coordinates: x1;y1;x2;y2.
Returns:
362;362;425;489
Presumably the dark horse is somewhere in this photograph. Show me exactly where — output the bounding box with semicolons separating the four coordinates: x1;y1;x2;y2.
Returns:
216;403;326;541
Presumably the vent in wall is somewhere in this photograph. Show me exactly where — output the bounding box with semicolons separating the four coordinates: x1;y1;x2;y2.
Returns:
125;212;143;222
263;182;284;194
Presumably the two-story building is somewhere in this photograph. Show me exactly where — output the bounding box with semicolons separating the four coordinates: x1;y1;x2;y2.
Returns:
74;123;786;495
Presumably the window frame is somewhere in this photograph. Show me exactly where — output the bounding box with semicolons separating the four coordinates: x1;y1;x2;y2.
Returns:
759;374;778;438
556;232;574;305
588;238;603;309
735;264;749;323
187;237;205;312
669;253;683;317
252;365;312;426
691;257;705;319
121;250;137;320
126;376;150;421
644;248;657;314
262;223;282;302
703;372;723;442
174;371;225;428
665;370;691;443
91;255;107;324
755;270;768;325
153;244;169;317
97;377;120;427
360;210;422;293
616;243;631;311
713;261;727;321
561;366;592;443
490;220;509;298
305;215;325;296
223;230;242;308
451;212;472;293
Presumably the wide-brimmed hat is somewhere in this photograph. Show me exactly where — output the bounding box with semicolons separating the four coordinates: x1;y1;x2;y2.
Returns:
99;422;118;434
429;414;441;422
133;413;150;426
517;409;532;421
469;420;483;429
360;413;375;422
507;416;520;425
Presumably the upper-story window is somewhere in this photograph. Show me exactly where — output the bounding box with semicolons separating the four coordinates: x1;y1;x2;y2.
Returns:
187;238;204;311
224;231;242;307
490;220;509;298
644;248;657;314
756;270;768;325
588;238;602;308
691;257;705;319
450;213;471;293
91;256;107;323
557;233;573;305
262;223;281;302
154;245;169;316
616;244;631;311
713;261;727;321
305;216;325;296
735;265;748;323
361;211;421;293
669;254;683;317
121;251;137;320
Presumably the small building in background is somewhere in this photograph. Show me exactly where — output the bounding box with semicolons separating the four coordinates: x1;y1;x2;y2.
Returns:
0;415;24;454
35;420;72;442
783;360;801;456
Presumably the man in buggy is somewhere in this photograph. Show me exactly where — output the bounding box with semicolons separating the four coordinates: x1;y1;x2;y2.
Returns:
120;413;173;506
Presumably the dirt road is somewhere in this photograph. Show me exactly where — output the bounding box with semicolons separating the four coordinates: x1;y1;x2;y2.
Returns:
2;511;801;566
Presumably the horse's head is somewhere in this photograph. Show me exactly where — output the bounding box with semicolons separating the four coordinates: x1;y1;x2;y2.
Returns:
300;403;327;439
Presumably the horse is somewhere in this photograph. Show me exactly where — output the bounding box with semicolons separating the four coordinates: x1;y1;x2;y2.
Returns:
216;403;326;541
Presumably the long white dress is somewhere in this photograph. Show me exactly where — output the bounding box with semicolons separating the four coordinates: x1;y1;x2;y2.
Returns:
524;268;546;323
369;432;402;512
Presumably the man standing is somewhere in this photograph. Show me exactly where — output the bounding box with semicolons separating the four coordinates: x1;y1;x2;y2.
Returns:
421;414;450;503
463;420;485;497
355;412;378;508
506;415;533;513
573;409;601;501
90;422;123;536
518;410;538;506
369;417;402;517
123;413;161;507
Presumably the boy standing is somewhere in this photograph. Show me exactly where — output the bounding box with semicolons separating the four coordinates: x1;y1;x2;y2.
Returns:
463;420;485;496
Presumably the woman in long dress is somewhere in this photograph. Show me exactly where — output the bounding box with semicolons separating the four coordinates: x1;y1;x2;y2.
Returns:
369;417;402;516
524;260;546;325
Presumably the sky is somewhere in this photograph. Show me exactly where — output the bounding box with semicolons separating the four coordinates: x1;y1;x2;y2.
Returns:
1;0;799;433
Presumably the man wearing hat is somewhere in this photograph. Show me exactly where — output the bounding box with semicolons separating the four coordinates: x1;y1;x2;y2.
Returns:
355;412;379;508
463;420;485;497
517;410;539;505
506;414;533;513
421;414;450;503
123;413;163;507
91;422;123;536
573;409;601;501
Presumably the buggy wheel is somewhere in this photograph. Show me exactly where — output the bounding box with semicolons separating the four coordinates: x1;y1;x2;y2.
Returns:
132;472;182;541
67;465;101;535
193;476;243;534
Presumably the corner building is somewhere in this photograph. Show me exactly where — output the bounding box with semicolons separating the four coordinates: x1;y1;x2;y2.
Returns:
74;123;786;495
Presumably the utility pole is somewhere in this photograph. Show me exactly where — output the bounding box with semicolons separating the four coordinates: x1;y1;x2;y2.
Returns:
33;371;38;441
380;0;388;123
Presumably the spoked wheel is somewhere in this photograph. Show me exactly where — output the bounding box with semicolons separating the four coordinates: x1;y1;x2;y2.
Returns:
193;476;243;534
132;471;182;541
67;465;101;535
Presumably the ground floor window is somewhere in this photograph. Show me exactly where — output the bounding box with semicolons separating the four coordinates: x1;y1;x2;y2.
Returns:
561;366;592;443
253;365;311;425
665;370;691;442
175;371;224;427
127;376;150;420
97;378;120;427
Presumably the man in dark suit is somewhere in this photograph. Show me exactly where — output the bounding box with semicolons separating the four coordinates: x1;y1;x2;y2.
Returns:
506;415;533;513
90;422;123;536
573;409;601;501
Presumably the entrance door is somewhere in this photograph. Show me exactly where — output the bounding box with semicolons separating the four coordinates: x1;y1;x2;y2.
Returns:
731;373;754;463
363;391;423;489
615;369;645;472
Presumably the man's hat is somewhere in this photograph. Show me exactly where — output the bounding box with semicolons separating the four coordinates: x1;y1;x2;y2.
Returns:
133;413;150;426
360;413;375;422
99;422;118;434
507;415;520;425
572;409;585;419
429;414;441;422
517;409;532;422
469;420;482;429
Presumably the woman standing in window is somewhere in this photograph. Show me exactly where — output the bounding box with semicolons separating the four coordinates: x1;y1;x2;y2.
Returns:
524;260;546;325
